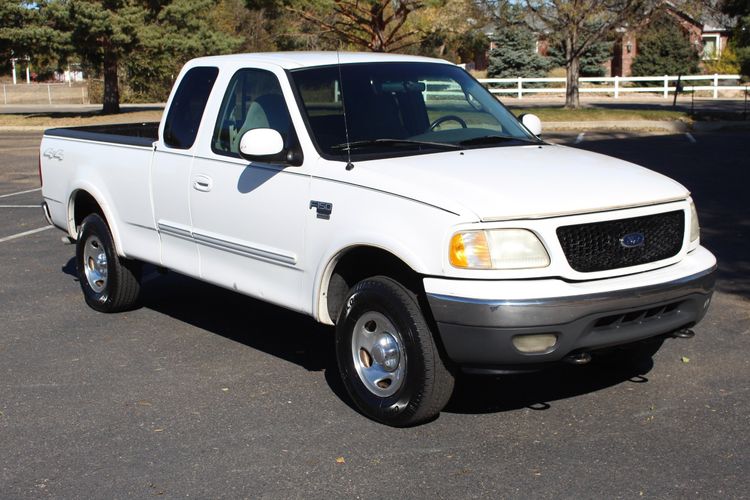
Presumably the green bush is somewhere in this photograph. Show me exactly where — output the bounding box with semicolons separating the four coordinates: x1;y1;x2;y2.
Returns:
87;77;144;104
721;1;750;80
631;15;700;79
704;44;741;75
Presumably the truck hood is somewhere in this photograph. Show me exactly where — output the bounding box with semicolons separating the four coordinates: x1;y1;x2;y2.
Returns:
348;144;690;220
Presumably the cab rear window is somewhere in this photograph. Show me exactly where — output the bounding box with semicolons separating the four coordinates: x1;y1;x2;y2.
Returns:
163;66;219;149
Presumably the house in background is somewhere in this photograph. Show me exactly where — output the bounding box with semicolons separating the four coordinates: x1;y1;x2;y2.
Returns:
479;3;735;77
611;4;735;76
53;63;85;83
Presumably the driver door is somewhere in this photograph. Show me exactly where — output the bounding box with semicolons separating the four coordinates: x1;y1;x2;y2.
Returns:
188;68;310;311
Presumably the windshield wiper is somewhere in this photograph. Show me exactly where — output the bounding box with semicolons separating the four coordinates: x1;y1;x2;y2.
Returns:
331;138;461;151
458;135;540;146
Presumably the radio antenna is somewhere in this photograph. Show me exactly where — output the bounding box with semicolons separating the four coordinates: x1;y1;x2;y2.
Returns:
336;48;354;171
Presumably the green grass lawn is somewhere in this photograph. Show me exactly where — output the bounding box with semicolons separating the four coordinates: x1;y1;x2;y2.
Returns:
507;106;691;122
0;109;163;127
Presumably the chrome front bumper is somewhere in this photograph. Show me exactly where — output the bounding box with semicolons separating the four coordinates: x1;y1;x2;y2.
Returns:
426;265;717;369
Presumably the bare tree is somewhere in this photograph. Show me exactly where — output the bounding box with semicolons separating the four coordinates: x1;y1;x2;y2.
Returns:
290;0;424;52
525;0;653;108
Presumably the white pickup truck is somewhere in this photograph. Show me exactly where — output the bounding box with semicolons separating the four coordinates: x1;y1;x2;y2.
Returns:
40;52;716;426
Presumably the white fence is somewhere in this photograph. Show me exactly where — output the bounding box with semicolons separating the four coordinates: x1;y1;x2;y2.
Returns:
477;74;746;99
1;83;89;105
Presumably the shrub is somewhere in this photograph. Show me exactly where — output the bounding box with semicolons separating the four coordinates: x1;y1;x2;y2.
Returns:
631;15;700;78
704;44;741;75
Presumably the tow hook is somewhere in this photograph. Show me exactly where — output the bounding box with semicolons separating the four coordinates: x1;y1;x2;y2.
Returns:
672;328;695;339
564;352;592;365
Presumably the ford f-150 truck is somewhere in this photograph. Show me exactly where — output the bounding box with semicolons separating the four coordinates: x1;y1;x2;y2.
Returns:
40;52;717;426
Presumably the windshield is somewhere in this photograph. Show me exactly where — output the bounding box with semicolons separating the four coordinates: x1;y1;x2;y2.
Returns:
288;62;539;160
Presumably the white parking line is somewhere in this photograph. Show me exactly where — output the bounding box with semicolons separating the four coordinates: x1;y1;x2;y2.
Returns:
0;226;53;243
0;187;41;199
685;133;697;143
575;133;585;144
0;205;40;208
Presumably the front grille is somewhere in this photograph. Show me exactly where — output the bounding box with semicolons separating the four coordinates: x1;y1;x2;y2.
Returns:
557;210;684;272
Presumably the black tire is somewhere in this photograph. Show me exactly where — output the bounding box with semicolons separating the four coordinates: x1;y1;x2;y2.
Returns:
76;213;141;313
335;276;455;427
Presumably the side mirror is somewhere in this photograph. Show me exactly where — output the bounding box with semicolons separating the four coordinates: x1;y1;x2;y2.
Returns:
239;128;284;159
520;113;542;136
238;128;304;166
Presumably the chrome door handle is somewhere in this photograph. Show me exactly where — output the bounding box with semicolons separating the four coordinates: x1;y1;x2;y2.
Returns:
192;174;213;192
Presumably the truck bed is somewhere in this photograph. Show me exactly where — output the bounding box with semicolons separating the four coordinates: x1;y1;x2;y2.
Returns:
45;122;159;148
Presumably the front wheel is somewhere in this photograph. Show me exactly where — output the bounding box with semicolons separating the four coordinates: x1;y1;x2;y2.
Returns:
335;276;455;426
76;213;141;313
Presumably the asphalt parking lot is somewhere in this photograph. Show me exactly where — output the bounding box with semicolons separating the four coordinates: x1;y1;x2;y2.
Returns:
0;129;748;497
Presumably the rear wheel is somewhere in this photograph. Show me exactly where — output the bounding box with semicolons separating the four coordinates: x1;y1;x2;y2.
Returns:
76;213;141;312
336;276;454;427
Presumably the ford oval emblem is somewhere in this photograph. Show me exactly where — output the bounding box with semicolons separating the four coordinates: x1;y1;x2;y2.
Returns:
620;232;645;248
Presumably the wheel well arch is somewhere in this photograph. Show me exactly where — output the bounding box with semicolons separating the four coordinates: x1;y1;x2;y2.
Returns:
320;245;423;325
69;189;105;235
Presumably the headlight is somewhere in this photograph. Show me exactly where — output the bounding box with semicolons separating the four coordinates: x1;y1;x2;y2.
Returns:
450;229;550;269
689;201;700;243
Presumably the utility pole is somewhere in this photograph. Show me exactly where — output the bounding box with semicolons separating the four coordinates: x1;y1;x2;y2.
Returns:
24;57;30;84
10;57;17;85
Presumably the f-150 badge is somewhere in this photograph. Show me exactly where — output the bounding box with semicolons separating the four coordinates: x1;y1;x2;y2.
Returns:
310;201;333;220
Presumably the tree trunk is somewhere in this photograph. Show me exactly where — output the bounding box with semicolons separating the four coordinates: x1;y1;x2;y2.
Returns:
102;41;120;115
565;57;580;109
564;35;580;109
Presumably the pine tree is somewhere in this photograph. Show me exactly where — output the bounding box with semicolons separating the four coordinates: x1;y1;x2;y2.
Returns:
631;15;700;78
56;0;147;114
487;25;549;78
123;0;241;102
47;0;240;113
0;0;69;74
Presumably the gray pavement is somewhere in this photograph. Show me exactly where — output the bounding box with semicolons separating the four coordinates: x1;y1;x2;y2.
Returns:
0;131;748;497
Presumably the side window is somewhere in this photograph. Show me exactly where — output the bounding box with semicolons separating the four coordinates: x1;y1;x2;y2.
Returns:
212;69;293;157
163;66;219;149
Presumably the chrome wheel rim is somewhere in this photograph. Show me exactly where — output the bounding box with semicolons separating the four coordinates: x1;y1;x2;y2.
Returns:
351;311;405;397
83;235;108;294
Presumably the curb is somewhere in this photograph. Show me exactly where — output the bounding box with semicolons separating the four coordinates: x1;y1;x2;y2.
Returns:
543;120;750;132
543;120;690;132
